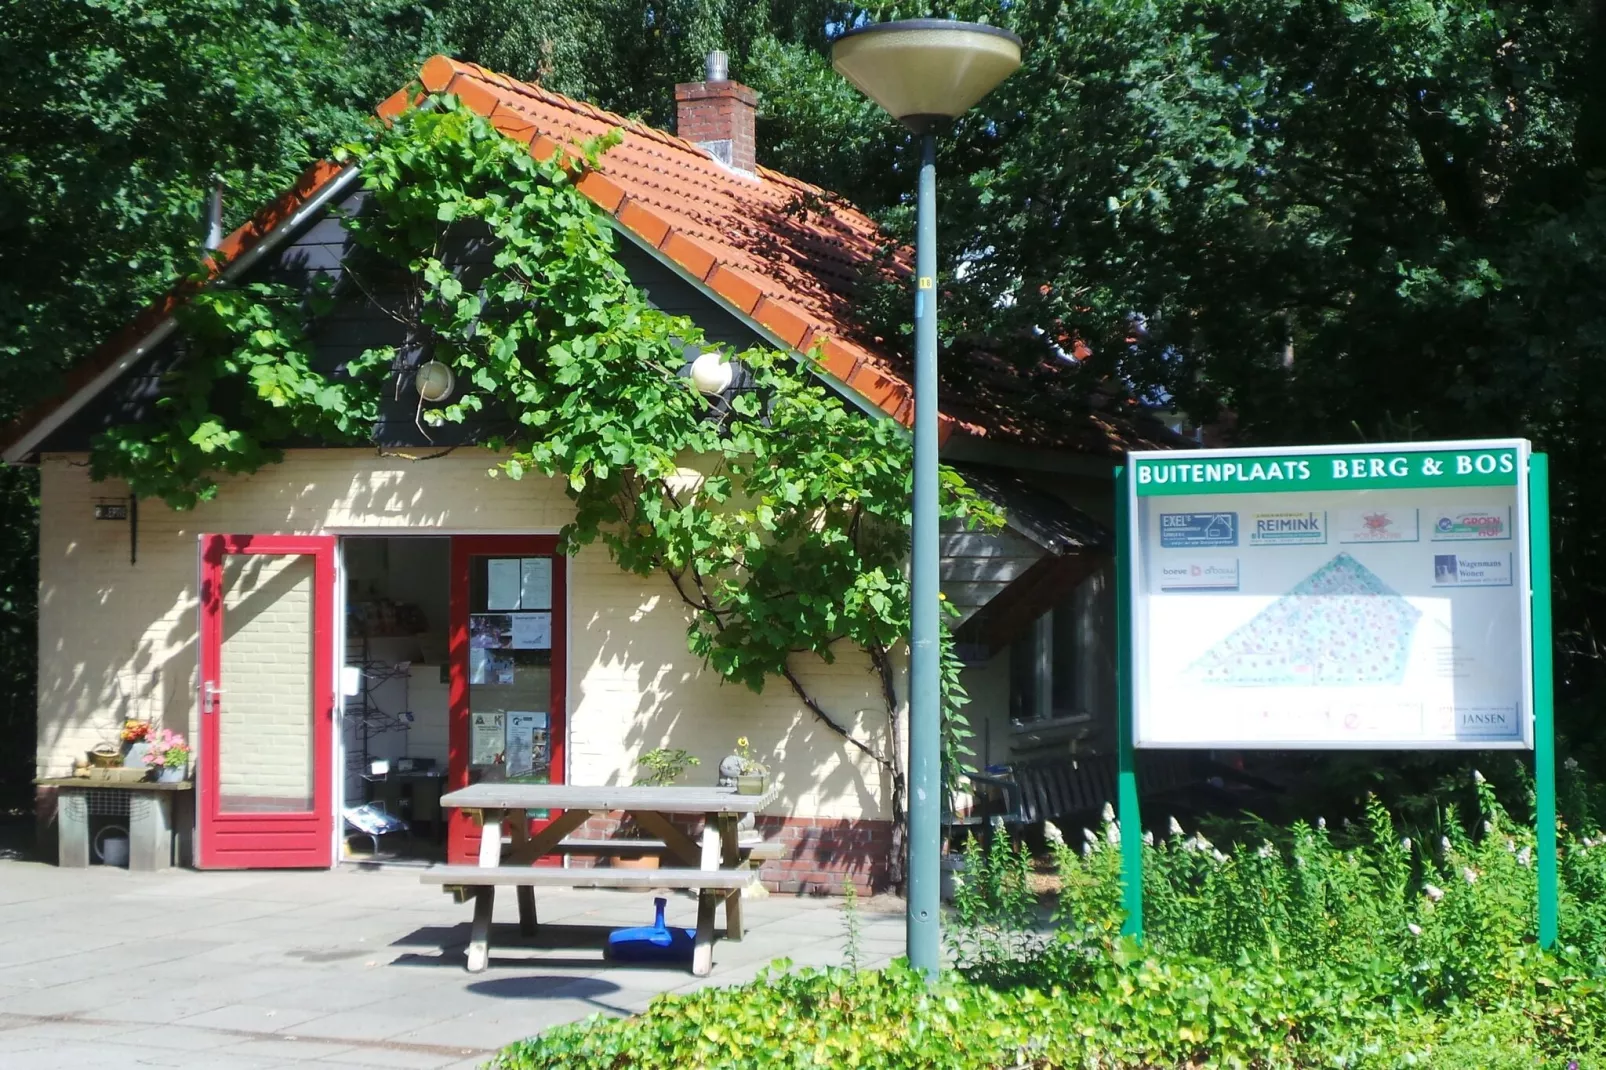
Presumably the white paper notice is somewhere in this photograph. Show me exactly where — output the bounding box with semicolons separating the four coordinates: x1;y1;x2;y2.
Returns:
469;647;489;685
510;612;552;650
471;712;505;765
487;558;520;610
505;712;545;777
520;557;552;610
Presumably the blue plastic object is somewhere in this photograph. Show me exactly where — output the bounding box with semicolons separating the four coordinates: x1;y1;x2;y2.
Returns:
606;897;695;964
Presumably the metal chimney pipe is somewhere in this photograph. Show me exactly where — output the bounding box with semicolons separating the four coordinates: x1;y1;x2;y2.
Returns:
204;177;225;250
705;50;729;83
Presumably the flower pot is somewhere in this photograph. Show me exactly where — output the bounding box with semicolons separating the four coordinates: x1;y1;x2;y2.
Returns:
736;773;767;796
612;854;661;870
157;765;186;783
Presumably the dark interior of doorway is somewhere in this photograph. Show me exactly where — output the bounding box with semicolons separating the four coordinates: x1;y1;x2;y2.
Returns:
342;536;449;864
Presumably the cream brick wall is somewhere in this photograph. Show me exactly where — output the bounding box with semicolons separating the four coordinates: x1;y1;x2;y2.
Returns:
37;449;902;821
218;553;315;810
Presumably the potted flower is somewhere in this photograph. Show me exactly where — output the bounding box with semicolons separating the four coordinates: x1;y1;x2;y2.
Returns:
120;719;153;766
613;748;700;870
734;736;768;795
143;729;191;783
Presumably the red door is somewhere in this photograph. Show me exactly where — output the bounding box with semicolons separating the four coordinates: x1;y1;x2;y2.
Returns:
197;535;336;868
447;536;567;863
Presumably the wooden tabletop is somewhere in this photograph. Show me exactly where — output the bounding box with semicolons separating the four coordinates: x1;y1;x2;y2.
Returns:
438;782;779;814
35;777;194;792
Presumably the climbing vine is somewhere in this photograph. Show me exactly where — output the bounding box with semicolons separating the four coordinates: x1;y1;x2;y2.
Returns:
88;95;1000;879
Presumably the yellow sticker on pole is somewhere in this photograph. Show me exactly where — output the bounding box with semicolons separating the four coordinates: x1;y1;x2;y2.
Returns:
917;276;934;289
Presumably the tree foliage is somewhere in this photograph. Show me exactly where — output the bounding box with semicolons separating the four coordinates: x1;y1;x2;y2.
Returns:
744;0;1606;719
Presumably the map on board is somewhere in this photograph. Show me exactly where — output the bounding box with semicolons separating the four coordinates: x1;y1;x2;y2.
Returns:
1186;552;1422;687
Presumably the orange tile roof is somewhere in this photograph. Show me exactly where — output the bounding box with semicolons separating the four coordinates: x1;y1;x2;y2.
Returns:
3;55;1178;459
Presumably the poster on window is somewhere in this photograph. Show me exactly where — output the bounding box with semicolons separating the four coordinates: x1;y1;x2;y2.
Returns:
470;711;505;765
469;613;512;649
505;711;548;778
509;612;551;650
1126;440;1535;750
520;557;552;610
487;559;521;610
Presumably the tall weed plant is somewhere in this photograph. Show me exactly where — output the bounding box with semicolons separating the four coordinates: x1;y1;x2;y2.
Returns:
947;768;1606;1066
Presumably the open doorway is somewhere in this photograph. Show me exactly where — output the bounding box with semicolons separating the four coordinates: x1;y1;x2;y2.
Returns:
341;536;450;863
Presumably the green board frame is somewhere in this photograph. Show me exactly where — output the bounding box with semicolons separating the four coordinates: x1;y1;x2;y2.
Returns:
1114;451;1558;947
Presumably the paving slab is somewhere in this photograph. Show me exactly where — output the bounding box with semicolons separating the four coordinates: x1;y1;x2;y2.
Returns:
0;856;901;1068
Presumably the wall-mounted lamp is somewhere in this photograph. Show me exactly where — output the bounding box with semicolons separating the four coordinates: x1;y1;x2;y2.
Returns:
688;350;735;395
414;360;455;402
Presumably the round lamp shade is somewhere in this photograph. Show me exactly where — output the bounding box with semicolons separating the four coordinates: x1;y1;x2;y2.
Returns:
414;359;454;402
831;19;1022;131
689;350;734;395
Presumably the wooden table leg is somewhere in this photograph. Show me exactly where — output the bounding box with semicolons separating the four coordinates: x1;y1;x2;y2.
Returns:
718;815;744;941
692;890;718;977
465;808;505;972
466;887;495;973
508;812;537;938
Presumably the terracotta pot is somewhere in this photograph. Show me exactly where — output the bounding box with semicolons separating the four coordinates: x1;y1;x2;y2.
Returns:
612;854;660;870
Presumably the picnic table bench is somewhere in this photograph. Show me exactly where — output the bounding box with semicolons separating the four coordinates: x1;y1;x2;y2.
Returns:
426;782;781;976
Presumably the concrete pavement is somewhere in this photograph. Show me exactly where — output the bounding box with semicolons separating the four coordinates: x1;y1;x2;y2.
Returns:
0;859;904;1069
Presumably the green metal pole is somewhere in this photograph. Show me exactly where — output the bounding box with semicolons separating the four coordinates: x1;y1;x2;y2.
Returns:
906;131;942;977
1115;464;1144;940
1530;451;1558;949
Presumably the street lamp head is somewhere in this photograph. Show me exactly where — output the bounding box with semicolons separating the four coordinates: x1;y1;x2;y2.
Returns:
831;19;1022;132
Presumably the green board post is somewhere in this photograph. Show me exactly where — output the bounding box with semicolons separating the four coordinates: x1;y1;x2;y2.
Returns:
1529;452;1558;949
1115;464;1143;940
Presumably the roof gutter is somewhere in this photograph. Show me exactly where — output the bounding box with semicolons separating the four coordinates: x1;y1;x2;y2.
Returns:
2;164;366;464
604;219;903;433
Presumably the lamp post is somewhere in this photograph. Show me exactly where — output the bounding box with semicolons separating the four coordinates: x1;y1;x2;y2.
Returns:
831;19;1022;977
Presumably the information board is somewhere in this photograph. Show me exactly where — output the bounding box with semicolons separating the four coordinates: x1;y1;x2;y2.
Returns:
1126;439;1533;749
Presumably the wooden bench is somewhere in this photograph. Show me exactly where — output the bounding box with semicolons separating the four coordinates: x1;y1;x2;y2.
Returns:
557;837;785;861
422;863;757;974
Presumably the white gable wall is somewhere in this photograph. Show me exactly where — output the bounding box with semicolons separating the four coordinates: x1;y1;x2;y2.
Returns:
35;449;901;823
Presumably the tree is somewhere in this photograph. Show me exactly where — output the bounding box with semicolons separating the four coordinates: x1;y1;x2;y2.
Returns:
744;0;1606;718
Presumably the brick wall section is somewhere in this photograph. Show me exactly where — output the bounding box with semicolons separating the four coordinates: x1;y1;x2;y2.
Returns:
560;811;893;896
674;80;757;174
36;450;907;829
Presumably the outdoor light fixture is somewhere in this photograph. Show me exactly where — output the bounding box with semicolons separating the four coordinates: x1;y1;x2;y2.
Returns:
830;20;1022;132
688;350;735;395
414;359;455;402
831;19;1022;979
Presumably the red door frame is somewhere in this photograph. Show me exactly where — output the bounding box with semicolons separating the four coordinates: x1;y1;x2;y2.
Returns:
447;535;567;863
197;534;337;869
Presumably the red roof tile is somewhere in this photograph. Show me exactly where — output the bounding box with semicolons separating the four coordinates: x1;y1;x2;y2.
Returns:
2;55;1180;459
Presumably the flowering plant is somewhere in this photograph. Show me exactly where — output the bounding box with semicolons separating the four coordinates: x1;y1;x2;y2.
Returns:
120;719;153;744
734;736;767;777
142;728;191;769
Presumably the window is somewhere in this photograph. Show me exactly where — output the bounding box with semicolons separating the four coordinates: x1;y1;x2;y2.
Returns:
1008;562;1116;722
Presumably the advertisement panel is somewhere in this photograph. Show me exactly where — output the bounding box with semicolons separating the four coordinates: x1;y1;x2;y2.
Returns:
1126;440;1533;749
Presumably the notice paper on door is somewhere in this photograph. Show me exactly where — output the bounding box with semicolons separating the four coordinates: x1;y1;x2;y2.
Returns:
509;612;551;650
471;711;505;765
487;558;521;610
520;557;552;610
505;711;547;777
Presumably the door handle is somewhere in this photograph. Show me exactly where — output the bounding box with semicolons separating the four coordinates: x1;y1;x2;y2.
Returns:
202;681;224;714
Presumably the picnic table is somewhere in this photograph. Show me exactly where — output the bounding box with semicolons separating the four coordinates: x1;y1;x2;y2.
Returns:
424;782;781;976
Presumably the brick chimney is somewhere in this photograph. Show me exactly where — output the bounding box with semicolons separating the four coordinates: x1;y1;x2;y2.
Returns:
675;50;757;174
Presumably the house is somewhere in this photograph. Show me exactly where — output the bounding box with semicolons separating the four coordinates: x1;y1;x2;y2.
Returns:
1;55;1178;892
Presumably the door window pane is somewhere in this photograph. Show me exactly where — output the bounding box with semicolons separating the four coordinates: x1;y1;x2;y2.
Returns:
219;553;315;813
467;556;555;788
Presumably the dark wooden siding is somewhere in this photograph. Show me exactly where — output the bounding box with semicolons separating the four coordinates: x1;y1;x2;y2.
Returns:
37;192;761;452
